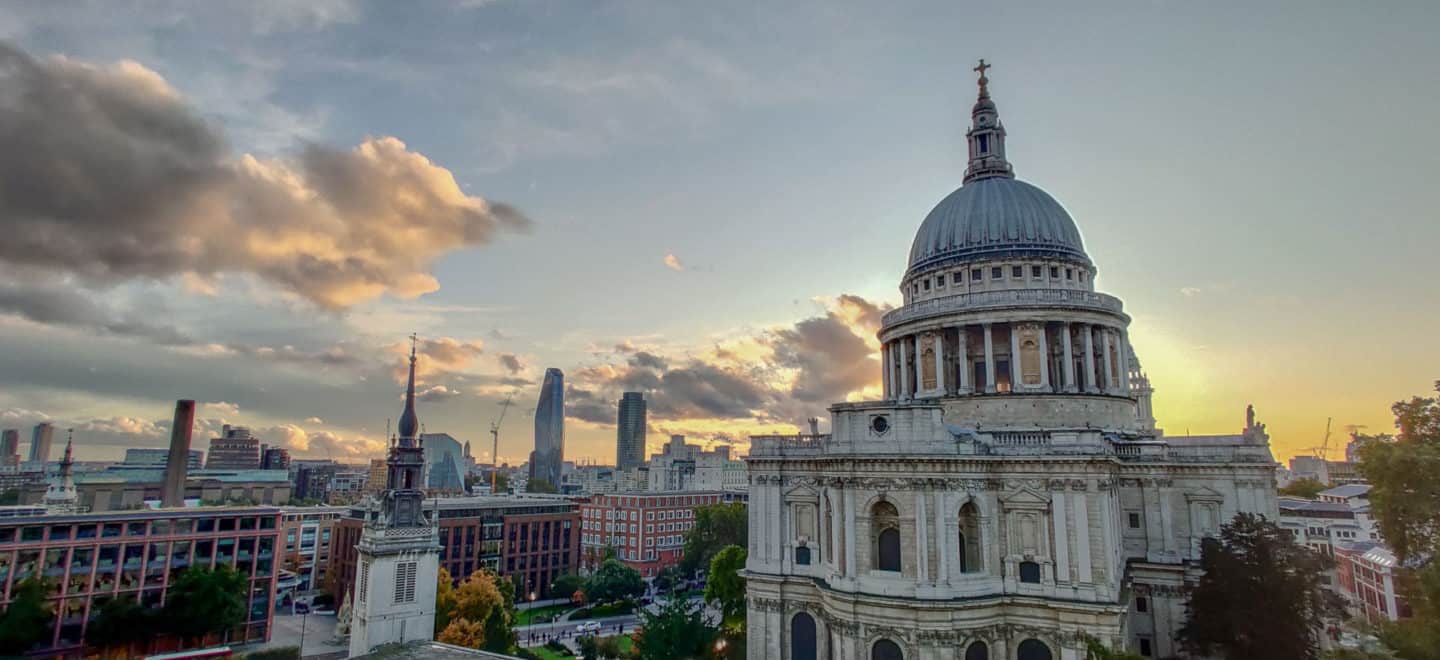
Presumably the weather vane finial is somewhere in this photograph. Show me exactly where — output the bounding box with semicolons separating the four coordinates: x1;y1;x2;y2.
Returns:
409;332;418;359
974;58;992;97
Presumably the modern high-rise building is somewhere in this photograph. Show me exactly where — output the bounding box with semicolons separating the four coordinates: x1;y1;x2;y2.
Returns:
123;448;204;470
420;432;465;493
29;422;54;463
529;368;565;489
616;392;647;471
0;429;20;467
205;425;261;469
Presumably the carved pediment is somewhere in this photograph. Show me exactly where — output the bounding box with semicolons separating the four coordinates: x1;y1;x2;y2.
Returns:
1184;486;1224;502
999;486;1050;508
784;483;820;503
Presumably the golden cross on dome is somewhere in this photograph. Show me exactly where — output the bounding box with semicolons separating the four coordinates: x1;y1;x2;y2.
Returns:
974;59;991;77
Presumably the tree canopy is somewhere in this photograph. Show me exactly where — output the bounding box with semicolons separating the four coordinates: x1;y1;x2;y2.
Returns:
481;569;517;653
87;595;157;656
0;577;52;655
584;558;644;604
1179;513;1342;659
1356;382;1440;659
704;545;747;629
162;565;247;643
1279;477;1328;499
680;502;747;575
435;567;458;632
635;596;717;660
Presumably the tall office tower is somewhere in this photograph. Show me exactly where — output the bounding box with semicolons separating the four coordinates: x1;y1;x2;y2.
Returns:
0;429;19;466
162;400;196;508
29;423;54;463
616;392;647;470
528;368;565;489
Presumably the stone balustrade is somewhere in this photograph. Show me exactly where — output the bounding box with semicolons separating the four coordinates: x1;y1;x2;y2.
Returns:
748;433;830;457
881;288;1124;327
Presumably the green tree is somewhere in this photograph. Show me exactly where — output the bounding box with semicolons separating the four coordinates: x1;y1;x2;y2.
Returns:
552;572;586;602
1279;477;1328;499
481;569;517;653
1083;634;1145;660
635;597;717;660
584;559;645;604
704;546;746;628
161;565;247;644
526;479;559;494
653;566;681;595
0;577;52;655
87;595;158;658
1179;513;1342;659
1356;382;1440;659
680;503;747;575
577;635;601;659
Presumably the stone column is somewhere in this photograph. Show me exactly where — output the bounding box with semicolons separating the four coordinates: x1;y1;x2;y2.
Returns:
1009;322;1021;390
935;491;950;583
1083;324;1098;393
844;488;857;579
958;326;971;393
1037;323;1051;391
914;335;922;395
830;489;843;572
1051;491;1071;584
915;491;928;582
881;342;892;400
1073;491;1092;584
1101;328;1115;394
899;338;911;400
983;324;996;393
1061;322;1075;392
934;332;946;395
1119;329;1132;393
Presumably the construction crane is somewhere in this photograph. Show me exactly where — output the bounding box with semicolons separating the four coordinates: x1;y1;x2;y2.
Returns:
1308;417;1333;460
489;392;516;494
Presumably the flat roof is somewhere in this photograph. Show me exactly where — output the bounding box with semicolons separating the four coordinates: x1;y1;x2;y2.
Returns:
1320;483;1372;498
356;642;518;659
0;506;281;525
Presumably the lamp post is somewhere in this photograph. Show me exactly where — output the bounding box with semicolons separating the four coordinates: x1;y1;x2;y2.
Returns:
528;591;538;644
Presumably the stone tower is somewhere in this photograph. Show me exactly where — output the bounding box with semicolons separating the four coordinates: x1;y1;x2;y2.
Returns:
349;336;441;657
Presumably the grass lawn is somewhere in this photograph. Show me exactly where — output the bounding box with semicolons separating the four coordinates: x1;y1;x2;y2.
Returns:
530;647;572;660
570;601;635;621
515;604;573;626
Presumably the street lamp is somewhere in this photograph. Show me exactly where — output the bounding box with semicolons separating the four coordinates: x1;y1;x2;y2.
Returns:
715;638;728;658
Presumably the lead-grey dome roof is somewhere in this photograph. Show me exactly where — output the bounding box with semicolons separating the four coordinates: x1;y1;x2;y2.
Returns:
906;177;1089;275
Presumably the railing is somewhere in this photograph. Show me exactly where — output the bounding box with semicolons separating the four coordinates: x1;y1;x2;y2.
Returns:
882;288;1125;326
991;431;1051;447
748;434;830;456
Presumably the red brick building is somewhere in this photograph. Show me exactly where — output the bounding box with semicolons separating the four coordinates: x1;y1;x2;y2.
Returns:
579;491;733;578
331;496;579;601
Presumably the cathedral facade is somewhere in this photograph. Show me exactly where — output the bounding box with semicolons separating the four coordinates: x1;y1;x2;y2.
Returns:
743;63;1278;660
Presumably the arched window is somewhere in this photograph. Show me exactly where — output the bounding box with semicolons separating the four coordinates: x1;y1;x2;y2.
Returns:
872;501;901;572
871;638;903;660
1017;639;1052;660
795;546;811;565
964;641;989;660
791;612;817;660
958;502;981;573
1019;561;1041;584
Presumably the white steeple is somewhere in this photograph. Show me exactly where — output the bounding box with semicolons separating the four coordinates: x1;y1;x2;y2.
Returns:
43;430;78;514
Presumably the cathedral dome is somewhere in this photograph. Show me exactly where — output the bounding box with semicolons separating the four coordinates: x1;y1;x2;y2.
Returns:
906;177;1089;274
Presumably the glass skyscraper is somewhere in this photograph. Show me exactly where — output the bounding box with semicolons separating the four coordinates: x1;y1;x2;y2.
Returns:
529;368;565;488
616;392;646;470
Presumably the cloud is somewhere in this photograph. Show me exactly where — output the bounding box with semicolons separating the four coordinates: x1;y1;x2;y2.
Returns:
203;401;241;416
416;385;463;403
304;416;324;425
498;353;525;374
0;42;530;311
393;336;486;382
663;254;685;271
262;423;385;457
1180;287;1202;297
0;278;191;345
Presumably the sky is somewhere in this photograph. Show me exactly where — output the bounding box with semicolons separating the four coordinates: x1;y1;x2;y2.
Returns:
0;0;1436;466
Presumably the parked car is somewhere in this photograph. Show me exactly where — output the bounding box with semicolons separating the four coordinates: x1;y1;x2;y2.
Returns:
577;621;602;633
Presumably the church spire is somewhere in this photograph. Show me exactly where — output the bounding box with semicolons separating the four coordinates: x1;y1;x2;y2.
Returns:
963;58;1015;184
396;333;420;446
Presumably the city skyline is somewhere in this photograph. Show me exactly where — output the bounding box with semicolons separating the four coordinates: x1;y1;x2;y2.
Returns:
1;2;1437;466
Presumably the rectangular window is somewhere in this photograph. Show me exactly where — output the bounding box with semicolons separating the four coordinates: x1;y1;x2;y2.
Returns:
1032;265;1042;278
357;559;368;602
991;266;1002;279
394;561;418;604
952;272;963;284
1139;638;1152;657
1011;265;1022;278
971;268;982;281
1128;512;1142;529
935;275;944;287
978;134;990;153
1136;596;1148;612
922;279;930;291
1050;266;1059;278
1065;268;1074;280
